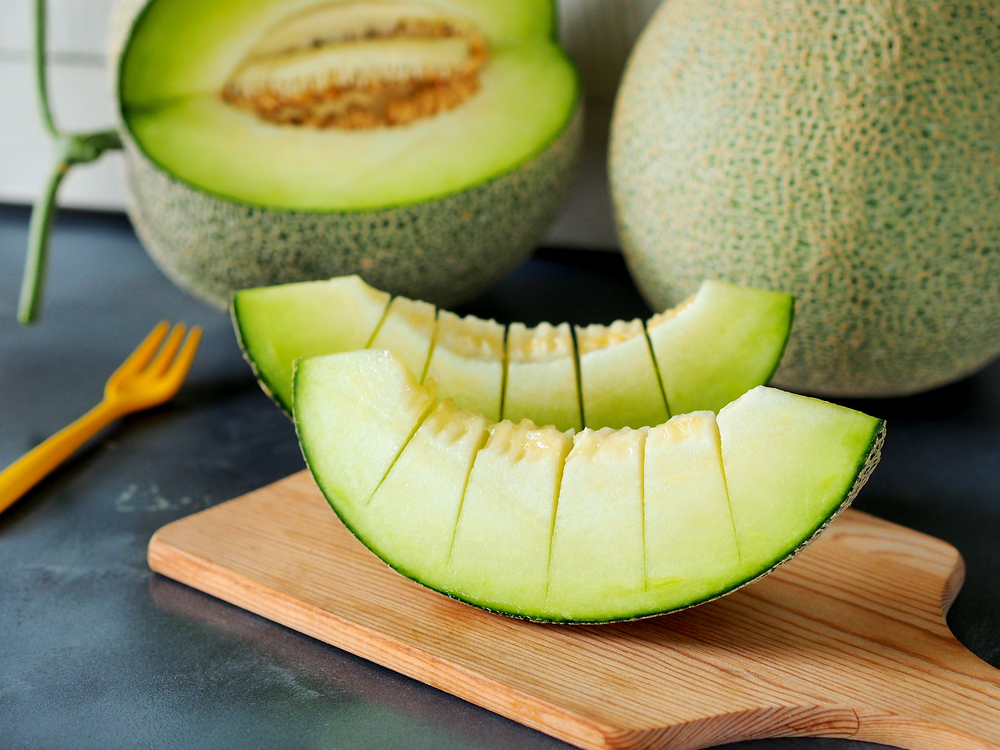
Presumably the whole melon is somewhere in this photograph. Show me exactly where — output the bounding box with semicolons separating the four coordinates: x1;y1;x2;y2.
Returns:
610;0;1000;397
103;0;580;310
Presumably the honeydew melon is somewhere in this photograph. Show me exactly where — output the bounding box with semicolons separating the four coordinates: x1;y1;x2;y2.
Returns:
233;274;793;420
101;0;582;309
294;349;884;622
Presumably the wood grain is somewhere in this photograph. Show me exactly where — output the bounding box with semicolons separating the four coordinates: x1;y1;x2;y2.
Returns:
148;470;1000;750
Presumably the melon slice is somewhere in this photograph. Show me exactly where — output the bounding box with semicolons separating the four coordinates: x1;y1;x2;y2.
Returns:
295;349;884;622
575;319;669;429
293;350;437;522
364;400;489;581
235;275;793;424
423;310;505;421
502;322;581;432
447;419;573;613
232;275;390;411
647;281;794;415
547;427;648;619
368;296;437;384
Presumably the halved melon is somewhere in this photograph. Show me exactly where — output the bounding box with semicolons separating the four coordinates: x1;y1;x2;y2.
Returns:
294;349;884;622
233;274;793;422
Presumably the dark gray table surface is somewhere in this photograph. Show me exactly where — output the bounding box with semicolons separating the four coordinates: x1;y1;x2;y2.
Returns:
2;203;999;750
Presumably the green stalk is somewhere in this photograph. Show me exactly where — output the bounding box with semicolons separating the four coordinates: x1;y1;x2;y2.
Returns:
19;0;123;324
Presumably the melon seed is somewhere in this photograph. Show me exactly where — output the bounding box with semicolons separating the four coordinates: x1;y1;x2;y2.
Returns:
222;1;488;129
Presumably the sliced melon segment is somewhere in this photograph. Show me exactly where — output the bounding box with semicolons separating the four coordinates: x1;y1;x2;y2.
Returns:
648;281;794;415
236;275;794;426
424;310;505;421
293;349;436;521
575;319;669;430
546;427;648;620
643;412;740;605
717;386;885;577
294;350;884;623
232;275;390;412
446;419;572;614
368;295;437;383
364;400;489;580
502;322;581;432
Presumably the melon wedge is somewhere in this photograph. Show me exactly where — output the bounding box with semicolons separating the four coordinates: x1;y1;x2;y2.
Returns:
294;350;884;623
235;274;793;422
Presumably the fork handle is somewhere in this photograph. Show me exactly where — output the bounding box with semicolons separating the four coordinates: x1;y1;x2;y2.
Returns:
0;400;123;516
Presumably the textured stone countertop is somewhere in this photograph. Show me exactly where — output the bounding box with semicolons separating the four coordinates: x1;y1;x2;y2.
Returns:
2;204;999;750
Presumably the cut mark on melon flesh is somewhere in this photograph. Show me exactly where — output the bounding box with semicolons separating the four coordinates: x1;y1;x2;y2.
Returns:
222;1;488;129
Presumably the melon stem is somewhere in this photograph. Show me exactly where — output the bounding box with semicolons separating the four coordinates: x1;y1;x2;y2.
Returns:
20;0;123;325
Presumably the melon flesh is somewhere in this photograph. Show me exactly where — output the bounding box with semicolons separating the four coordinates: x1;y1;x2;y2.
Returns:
295;349;884;622
232;275;389;411
647;281;794;415
423;310;505;421
547;427;648;620
446;419;572;614
718;386;886;576
368;296;437;383
364;400;488;580
502;322;581;432
120;0;578;211
293;350;436;518
575;319;669;429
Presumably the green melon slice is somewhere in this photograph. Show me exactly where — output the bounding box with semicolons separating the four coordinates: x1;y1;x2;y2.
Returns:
502;322;581;432
547;427;648;619
368;295;437;383
575;319;669;429
294;349;884;622
235;275;793;425
423;310;505;421
232;275;390;411
293;349;437;519
647;281;794;415
447;419;572;613
364;400;489;580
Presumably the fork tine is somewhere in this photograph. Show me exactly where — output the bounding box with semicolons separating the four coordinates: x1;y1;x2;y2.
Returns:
161;326;202;389
108;321;170;384
147;323;188;376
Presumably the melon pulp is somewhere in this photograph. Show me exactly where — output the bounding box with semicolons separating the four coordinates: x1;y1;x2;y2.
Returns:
232;274;793;421
503;322;581;432
610;0;1000;397
575;319;668;429
109;0;581;308
294;349;884;622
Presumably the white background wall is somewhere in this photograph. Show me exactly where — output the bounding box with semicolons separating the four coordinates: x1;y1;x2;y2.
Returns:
0;0;662;248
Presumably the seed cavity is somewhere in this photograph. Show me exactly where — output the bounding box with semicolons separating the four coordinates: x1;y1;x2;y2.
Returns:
222;1;488;129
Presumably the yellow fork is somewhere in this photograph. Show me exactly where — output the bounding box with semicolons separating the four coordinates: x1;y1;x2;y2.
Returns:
0;321;202;516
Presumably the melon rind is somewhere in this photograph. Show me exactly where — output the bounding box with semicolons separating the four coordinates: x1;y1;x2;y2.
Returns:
610;0;1000;397
109;0;582;310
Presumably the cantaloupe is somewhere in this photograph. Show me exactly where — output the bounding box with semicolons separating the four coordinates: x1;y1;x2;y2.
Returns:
294;349;884;622
610;0;1000;397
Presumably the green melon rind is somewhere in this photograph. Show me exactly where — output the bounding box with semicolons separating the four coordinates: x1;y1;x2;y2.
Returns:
295;353;886;624
108;0;582;311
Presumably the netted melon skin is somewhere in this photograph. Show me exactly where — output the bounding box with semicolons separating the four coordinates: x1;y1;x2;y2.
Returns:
611;0;1000;397
122;108;580;311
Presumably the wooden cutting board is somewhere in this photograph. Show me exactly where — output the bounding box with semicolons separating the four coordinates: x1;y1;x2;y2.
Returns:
148;470;1000;750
